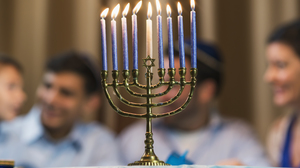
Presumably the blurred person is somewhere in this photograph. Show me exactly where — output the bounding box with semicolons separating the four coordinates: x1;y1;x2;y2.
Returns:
0;51;120;168
265;19;300;167
0;55;26;121
118;40;270;166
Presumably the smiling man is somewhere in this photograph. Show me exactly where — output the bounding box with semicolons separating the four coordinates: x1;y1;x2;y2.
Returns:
118;40;270;166
0;51;120;168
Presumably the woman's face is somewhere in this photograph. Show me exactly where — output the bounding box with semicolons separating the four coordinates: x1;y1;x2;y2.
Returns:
265;42;300;107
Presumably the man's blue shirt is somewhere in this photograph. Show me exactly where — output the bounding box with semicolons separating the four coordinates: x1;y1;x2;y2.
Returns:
118;111;271;166
0;106;121;168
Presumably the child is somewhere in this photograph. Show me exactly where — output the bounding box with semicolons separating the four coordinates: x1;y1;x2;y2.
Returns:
0;55;26;121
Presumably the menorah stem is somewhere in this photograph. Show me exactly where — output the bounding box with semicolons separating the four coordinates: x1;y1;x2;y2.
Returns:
140;66;158;162
142;68;157;161
128;64;169;166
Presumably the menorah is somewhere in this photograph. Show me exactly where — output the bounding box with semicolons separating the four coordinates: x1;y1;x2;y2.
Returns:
100;0;197;166
101;59;197;166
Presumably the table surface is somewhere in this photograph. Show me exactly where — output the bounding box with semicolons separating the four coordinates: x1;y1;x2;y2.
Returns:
47;165;281;168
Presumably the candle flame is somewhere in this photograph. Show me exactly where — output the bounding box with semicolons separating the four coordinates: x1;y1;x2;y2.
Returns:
166;4;171;17
147;2;152;19
133;1;142;14
156;0;161;15
100;8;109;18
177;2;182;15
111;4;120;19
191;0;195;10
122;3;130;17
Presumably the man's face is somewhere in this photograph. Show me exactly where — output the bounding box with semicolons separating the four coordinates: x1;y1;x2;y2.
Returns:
159;57;215;130
37;71;87;130
0;65;26;121
159;57;193;112
159;57;199;127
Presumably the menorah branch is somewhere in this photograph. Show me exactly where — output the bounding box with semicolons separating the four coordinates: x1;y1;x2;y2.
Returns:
151;68;197;118
101;70;147;118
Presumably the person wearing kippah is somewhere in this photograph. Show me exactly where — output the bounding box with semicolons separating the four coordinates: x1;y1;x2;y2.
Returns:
0;51;121;168
118;40;270;166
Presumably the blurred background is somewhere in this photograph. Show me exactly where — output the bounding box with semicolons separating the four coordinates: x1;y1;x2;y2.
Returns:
0;0;300;144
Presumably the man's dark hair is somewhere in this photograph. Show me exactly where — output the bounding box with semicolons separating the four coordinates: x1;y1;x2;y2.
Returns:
0;54;23;73
165;40;223;96
46;51;101;95
268;19;300;58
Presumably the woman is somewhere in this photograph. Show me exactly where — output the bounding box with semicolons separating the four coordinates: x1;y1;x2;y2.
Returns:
0;55;26;121
264;20;300;167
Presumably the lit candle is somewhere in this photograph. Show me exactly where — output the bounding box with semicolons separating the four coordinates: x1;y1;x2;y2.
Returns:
111;4;120;70
156;0;163;69
100;8;109;70
167;5;174;68
190;0;197;68
122;3;130;70
146;2;153;58
178;2;185;68
132;1;142;70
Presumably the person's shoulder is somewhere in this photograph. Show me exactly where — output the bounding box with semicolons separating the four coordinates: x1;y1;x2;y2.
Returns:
119;120;146;136
268;113;290;136
266;113;291;166
216;115;255;137
117;120;146;143
79;122;116;139
266;112;290;146
1;113;28;133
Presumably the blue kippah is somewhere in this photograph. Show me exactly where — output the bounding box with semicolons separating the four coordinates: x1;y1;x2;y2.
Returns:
184;39;222;62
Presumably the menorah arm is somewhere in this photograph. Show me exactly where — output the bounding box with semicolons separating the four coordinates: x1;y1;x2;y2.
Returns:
131;68;178;89
151;84;185;107
103;88;146;118
101;70;147;118
152;83;195;118
112;82;151;107
131;69;161;89
151;68;198;118
124;83;174;98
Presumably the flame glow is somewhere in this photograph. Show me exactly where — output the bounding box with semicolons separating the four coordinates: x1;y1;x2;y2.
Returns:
133;1;142;14
177;2;182;15
166;4;171;17
156;0;161;15
122;3;130;17
191;0;195;10
100;8;109;18
111;4;120;19
147;2;152;19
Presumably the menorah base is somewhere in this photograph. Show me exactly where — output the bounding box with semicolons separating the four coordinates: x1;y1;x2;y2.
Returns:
128;160;170;166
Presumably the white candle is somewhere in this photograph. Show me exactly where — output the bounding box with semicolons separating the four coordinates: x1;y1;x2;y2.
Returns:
146;2;153;58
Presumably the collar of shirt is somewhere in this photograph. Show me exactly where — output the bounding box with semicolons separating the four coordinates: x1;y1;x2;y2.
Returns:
0;118;19;142
153;109;224;133
20;106;83;152
0;121;8;142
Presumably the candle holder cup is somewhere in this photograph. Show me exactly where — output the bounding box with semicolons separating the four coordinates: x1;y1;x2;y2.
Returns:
101;55;197;166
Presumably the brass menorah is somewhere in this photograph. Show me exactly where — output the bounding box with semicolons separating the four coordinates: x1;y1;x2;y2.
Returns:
100;56;197;166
